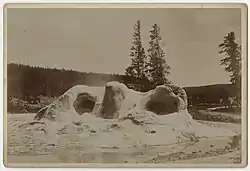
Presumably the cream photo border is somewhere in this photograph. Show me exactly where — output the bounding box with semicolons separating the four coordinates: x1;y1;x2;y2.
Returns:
2;3;248;168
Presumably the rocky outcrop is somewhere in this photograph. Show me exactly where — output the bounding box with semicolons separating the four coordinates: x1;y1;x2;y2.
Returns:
34;85;104;121
34;81;188;121
95;82;128;119
17;82;240;162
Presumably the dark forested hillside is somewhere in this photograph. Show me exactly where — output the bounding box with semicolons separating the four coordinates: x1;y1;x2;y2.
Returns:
184;84;237;107
7;63;238;107
7;63;127;99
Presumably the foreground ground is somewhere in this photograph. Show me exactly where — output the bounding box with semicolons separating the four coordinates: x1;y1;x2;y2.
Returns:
6;112;242;166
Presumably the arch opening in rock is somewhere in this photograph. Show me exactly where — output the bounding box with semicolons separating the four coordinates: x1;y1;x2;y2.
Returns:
73;93;97;115
145;98;178;115
34;82;189;120
142;86;180;115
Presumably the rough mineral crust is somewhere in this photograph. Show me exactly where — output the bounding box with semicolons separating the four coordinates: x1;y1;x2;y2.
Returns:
34;81;188;121
20;81;239;156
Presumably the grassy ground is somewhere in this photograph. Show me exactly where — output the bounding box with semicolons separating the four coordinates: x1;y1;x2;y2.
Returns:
188;108;241;124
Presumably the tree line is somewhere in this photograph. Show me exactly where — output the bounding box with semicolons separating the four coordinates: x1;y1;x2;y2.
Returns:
7;20;242;107
7;63;129;100
125;20;241;106
7;63;239;108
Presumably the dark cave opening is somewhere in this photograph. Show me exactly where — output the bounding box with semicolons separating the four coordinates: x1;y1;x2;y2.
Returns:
73;93;96;115
145;97;178;115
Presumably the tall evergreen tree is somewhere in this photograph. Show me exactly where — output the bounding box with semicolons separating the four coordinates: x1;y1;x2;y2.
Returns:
218;31;241;107
125;20;149;91
147;24;171;88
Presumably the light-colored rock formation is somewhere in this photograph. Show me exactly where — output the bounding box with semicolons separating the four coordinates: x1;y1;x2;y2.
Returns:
140;85;187;115
95;82;128;119
18;81;238;156
34;81;188;121
34;85;104;121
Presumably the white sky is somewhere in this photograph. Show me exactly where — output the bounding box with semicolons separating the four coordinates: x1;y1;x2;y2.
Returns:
7;8;241;87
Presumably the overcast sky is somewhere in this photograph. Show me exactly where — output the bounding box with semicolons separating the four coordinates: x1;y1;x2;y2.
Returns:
7;8;241;87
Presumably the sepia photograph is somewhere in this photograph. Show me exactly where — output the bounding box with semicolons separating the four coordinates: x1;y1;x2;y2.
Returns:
3;3;248;167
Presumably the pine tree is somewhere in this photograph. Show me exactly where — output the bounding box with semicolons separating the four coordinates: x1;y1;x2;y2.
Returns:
218;31;241;107
147;24;171;88
125;20;149;91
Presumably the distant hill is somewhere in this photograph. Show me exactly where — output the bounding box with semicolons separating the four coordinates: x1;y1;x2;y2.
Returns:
183;84;237;106
7;63;126;99
7;63;238;107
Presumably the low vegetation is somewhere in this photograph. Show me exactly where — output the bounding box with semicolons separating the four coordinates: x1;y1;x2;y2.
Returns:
189;109;241;124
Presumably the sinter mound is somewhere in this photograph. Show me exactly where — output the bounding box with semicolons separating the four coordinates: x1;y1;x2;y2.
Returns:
19;81;238;153
9;81;241;164
34;81;188;120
